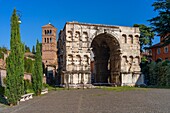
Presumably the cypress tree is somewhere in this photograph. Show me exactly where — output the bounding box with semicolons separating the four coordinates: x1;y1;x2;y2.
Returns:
5;9;24;105
25;45;30;52
32;40;43;95
32;45;35;54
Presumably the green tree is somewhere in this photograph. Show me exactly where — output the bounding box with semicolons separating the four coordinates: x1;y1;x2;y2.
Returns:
149;0;170;36
0;46;8;59
133;24;155;51
166;63;170;86
24;58;34;73
25;45;30;52
32;40;43;95
157;61;169;86
5;9;25;105
32;45;35;54
147;62;157;85
0;50;4;59
39;43;42;54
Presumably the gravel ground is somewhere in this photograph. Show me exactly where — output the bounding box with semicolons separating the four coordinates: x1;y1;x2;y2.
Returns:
0;88;170;113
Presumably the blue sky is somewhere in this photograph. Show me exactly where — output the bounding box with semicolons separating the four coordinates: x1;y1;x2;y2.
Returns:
0;0;158;49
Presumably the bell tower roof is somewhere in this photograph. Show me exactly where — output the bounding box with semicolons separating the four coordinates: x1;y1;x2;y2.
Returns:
42;23;56;29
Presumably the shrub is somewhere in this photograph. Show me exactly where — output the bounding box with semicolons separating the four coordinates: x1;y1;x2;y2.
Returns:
143;60;170;87
24;79;32;93
0;86;5;95
43;83;49;88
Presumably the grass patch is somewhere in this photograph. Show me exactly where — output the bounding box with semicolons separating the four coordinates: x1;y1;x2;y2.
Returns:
26;89;34;93
99;86;147;92
142;85;170;89
44;86;65;91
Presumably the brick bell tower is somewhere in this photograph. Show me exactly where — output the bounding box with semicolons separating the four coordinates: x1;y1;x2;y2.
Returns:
42;23;58;84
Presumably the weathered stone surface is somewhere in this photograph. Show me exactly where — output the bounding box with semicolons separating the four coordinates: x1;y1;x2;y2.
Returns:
58;22;142;86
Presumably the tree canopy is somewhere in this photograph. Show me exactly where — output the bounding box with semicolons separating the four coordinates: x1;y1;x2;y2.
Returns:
25;45;30;52
0;46;8;59
32;45;35;54
5;9;25;105
133;24;155;51
149;0;170;36
32;40;43;96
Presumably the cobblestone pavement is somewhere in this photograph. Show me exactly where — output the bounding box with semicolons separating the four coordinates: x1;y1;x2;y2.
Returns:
1;88;170;113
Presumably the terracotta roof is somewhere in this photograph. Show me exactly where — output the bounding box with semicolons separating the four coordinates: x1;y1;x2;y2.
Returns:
148;43;161;48
42;23;56;28
147;40;170;49
25;52;35;57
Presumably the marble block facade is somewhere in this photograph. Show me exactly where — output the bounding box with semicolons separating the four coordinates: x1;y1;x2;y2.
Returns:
57;21;143;86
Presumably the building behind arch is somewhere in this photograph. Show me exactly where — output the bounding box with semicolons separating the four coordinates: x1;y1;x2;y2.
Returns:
42;23;58;84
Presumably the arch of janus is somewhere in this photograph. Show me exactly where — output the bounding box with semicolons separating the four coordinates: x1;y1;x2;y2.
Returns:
58;22;144;87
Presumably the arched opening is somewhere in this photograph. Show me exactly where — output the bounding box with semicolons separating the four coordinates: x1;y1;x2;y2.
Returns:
47;30;49;34
50;30;52;34
82;32;88;41
122;34;127;43
50;38;52;43
75;31;80;41
67;31;73;41
68;54;73;71
135;35;139;44
91;33;121;85
129;35;133;44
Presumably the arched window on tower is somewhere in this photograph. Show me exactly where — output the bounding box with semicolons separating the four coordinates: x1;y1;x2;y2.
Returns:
47;30;49;35
50;30;52;34
44;38;46;43
45;30;47;35
50;38;52;43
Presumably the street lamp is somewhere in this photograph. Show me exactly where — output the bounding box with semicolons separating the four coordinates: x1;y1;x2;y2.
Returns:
16;10;22;24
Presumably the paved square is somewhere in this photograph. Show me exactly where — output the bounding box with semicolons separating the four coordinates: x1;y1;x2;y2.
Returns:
1;88;170;113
